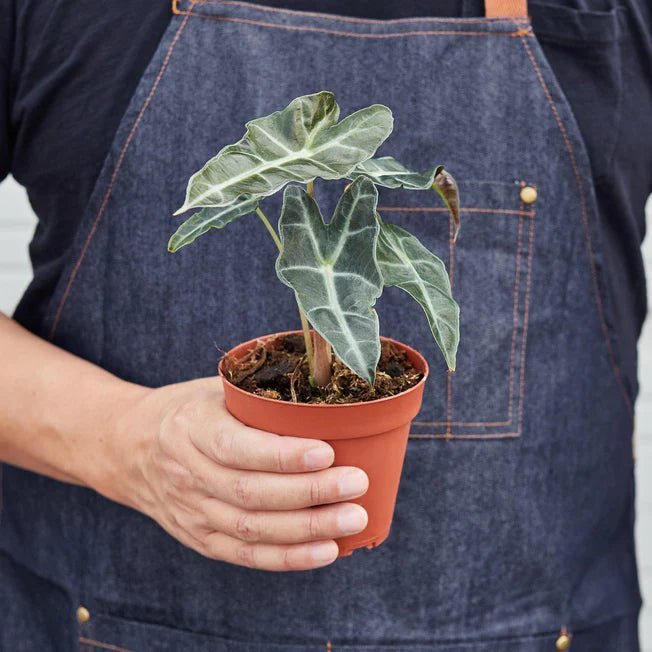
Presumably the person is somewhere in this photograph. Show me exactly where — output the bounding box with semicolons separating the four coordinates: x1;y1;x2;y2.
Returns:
1;0;651;649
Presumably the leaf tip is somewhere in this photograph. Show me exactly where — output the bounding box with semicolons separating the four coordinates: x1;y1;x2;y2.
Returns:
167;236;181;253
375;103;393;118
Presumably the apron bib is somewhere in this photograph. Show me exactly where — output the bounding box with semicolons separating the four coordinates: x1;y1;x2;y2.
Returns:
0;1;641;649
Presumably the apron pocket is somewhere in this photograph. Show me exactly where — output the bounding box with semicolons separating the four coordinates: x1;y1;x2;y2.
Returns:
375;180;535;440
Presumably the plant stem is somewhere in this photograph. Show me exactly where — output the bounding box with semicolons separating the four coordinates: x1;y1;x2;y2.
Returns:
255;207;283;251
311;330;333;387
256;204;315;376
305;180;333;387
299;310;315;377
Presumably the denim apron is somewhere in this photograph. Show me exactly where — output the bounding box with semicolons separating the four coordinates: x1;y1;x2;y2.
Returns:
0;0;642;650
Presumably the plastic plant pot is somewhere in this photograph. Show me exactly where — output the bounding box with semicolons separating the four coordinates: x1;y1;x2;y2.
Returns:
219;331;428;557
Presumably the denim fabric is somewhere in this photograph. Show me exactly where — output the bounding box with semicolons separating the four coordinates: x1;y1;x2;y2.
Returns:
0;554;641;651
0;1;641;648
0;553;76;651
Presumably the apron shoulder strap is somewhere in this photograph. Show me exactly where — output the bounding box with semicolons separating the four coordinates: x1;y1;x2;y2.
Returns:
485;0;528;17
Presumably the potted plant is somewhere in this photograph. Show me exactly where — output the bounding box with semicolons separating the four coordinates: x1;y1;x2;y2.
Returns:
169;91;460;556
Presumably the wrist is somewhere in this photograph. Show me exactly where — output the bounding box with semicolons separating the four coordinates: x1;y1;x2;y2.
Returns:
85;379;154;510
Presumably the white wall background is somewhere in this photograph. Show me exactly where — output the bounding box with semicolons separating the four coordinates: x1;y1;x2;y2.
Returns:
0;176;651;647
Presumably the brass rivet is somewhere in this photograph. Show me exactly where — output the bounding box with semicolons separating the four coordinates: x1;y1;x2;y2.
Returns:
76;606;91;624
520;185;538;204
556;634;571;651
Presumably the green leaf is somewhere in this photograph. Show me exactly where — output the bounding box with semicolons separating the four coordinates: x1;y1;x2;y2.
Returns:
376;221;459;371
167;198;259;252
350;156;443;190
175;91;393;214
349;157;461;241
276;177;383;384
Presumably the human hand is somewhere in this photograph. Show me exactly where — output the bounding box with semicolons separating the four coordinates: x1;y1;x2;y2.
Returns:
107;377;368;571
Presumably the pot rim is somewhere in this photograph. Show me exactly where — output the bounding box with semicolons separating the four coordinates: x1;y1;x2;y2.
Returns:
218;330;430;410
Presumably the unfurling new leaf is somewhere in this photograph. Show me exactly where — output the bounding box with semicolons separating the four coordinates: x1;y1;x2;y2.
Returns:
433;168;460;242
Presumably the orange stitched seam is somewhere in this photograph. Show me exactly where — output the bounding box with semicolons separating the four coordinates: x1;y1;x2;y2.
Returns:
414;205;530;428
175;12;532;38
410;432;520;439
515;204;536;436
378;206;533;216
445;373;453;437
413;421;508;426
518;34;632;417
79;638;134;652
48;10;193;340
504;206;525;422
445;215;456;439
186;0;532;25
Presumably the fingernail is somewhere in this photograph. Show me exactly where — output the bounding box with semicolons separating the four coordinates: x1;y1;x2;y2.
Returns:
338;469;368;499
310;541;338;563
337;504;368;535
303;446;333;470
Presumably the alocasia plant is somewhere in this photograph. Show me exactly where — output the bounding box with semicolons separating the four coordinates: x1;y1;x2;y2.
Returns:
170;91;460;389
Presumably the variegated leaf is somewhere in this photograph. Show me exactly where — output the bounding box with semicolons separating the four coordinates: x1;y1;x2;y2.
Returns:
276;177;382;384
350;156;443;190
175;92;393;214
167;198;259;252
376;221;459;371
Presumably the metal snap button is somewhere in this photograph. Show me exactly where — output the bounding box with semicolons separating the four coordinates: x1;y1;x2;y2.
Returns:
520;185;537;205
76;606;91;624
555;633;571;650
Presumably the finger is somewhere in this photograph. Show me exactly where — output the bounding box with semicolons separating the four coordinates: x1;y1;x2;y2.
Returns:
203;531;340;571
203;500;368;544
192;411;335;473
201;463;369;511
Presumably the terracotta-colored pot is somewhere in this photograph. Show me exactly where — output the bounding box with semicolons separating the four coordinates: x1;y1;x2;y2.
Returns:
219;331;428;557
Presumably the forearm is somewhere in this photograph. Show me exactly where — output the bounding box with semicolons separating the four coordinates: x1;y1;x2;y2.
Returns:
0;312;147;490
0;313;367;570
